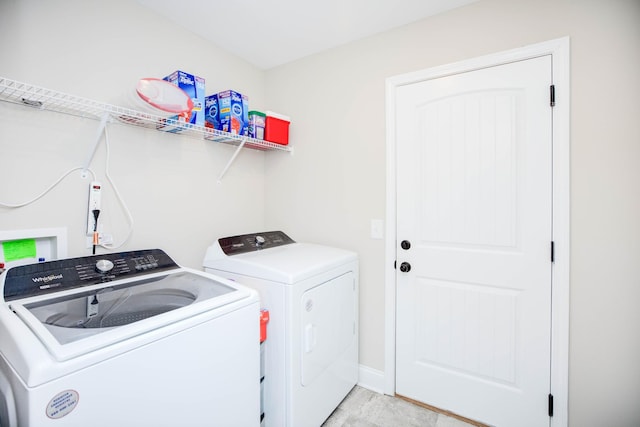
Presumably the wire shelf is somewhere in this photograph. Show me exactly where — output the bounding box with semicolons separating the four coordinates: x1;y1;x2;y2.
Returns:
0;77;291;152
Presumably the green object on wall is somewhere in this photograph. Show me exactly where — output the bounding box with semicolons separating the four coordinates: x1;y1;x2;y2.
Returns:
2;238;36;262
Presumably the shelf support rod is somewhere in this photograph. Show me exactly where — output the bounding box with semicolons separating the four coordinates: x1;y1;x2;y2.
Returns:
217;137;247;184
82;112;110;179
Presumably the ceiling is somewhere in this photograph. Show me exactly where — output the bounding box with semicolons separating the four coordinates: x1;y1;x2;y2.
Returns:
135;0;478;70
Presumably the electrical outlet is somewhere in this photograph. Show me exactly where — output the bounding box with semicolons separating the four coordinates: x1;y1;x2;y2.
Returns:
86;181;102;235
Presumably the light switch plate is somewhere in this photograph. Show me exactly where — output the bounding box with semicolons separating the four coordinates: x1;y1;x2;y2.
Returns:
371;219;384;239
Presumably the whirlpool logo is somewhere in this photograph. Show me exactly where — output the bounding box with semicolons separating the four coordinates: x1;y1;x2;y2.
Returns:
32;274;63;283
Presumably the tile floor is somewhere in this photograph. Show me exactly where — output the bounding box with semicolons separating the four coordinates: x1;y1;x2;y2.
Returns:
322;386;476;427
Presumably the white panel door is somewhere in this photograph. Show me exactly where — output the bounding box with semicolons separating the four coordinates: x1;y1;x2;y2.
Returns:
395;55;553;426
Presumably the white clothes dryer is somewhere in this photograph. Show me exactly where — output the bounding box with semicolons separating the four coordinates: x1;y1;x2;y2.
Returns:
203;231;359;427
0;249;260;427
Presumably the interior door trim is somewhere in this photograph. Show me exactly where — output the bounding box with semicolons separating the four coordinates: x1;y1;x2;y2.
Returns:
384;37;570;427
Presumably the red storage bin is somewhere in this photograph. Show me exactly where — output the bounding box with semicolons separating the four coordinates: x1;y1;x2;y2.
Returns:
264;111;290;145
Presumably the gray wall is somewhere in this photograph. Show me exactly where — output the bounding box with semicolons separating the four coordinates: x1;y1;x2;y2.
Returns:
263;0;640;426
0;0;269;266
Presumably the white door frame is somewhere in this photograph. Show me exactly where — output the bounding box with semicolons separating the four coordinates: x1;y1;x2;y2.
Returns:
384;37;570;426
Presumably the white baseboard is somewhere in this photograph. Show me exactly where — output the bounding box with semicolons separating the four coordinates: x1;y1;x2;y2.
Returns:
357;364;386;394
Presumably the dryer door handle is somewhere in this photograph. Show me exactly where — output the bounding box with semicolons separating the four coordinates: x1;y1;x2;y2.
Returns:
304;324;317;353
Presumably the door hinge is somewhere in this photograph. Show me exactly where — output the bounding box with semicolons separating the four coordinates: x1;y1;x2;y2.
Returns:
551;241;555;263
550;85;556;107
548;393;554;417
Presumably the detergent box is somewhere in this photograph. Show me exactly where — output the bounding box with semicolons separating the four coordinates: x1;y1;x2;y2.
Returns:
203;93;226;141
204;94;220;130
218;90;248;136
157;70;205;132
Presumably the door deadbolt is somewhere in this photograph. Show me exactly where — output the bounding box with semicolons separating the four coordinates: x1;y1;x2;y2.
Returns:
401;240;411;250
399;262;411;273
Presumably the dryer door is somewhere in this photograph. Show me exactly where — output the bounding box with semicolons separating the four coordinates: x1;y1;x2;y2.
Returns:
300;272;356;386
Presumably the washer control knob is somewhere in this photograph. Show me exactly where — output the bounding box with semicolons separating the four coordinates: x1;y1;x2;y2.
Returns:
255;235;266;247
95;259;114;274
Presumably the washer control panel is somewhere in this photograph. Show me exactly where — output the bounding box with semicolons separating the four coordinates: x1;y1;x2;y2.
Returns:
218;231;295;256
3;249;179;301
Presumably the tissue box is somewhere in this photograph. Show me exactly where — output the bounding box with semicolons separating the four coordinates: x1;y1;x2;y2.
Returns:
218;90;248;136
158;70;205;132
264;111;290;145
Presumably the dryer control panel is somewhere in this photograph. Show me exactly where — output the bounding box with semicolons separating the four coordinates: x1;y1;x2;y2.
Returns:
218;231;295;256
3;249;179;301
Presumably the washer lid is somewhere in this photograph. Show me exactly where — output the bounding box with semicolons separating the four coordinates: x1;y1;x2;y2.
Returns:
2;251;257;364
7;269;253;362
203;242;357;284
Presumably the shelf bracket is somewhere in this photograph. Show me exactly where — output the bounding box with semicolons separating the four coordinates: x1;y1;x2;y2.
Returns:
217;137;248;184
82;112;110;179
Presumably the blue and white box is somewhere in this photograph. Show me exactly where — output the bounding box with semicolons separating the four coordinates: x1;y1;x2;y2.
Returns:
218;90;248;136
204;94;220;130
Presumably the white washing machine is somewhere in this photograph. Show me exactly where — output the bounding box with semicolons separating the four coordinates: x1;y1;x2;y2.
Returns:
203;231;359;427
0;249;260;427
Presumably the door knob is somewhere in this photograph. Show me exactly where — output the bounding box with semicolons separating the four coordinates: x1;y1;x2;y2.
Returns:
401;240;411;250
399;262;411;273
